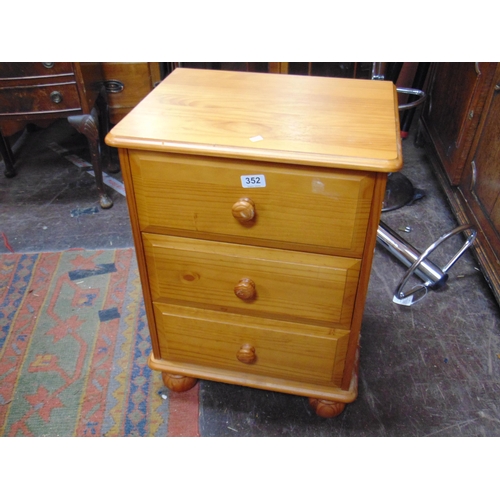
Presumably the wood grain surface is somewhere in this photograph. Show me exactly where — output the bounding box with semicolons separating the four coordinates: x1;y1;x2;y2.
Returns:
106;68;402;172
129;150;375;257
154;303;350;386
143;232;360;327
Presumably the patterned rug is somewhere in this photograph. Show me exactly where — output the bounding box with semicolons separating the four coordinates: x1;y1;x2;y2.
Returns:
0;248;199;436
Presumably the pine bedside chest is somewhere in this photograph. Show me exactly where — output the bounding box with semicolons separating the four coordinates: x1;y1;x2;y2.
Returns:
105;68;402;417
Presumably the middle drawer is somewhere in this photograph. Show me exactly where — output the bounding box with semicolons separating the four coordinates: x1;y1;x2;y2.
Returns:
143;233;361;328
0;82;81;116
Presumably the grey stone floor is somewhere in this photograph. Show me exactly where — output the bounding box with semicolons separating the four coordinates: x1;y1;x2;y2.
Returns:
1;118;499;436
0;120;132;253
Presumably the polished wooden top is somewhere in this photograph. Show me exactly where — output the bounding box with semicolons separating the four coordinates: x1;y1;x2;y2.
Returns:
106;68;403;172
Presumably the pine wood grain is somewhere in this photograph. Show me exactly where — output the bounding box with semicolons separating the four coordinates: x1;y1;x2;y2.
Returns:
129;151;375;258
106;68;402;172
154;303;350;386
143;233;360;328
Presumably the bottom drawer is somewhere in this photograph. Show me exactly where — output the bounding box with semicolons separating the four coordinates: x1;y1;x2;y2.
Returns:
154;303;350;386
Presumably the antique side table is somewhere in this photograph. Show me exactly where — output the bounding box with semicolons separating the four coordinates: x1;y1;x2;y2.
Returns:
106;68;402;417
0;62;113;208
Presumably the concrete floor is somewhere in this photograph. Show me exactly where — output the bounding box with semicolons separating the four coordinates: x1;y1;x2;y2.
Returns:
1;117;500;436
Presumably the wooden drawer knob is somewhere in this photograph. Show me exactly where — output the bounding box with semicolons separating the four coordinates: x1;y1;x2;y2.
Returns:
232;198;255;222
234;278;256;300
237;344;256;364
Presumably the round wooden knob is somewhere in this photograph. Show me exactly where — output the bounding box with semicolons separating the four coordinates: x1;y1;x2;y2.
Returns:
232;198;255;222
234;278;256;300
237;344;256;364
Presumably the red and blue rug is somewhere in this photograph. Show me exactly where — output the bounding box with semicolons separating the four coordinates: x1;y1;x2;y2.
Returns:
0;248;199;436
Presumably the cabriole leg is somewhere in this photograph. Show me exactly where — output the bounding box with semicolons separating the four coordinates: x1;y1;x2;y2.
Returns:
0;131;16;178
68;108;113;209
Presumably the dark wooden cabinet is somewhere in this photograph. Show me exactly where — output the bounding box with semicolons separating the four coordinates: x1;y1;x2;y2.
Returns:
286;62;372;79
420;62;500;304
101;63;163;124
421;63;497;185
177;62;280;73
175;62;373;79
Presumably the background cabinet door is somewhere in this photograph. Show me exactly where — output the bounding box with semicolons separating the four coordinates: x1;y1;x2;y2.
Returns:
461;72;500;247
421;62;496;185
422;63;500;305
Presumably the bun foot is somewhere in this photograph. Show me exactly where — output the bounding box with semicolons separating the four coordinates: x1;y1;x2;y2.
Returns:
99;193;113;209
309;398;346;418
107;162;121;174
4;168;16;178
162;372;198;392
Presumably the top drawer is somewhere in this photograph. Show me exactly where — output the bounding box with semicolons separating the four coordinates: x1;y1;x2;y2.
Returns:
0;63;74;79
128;151;375;257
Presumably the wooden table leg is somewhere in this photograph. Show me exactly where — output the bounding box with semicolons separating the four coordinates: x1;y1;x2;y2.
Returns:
68;108;113;209
0;130;16;178
96;86;119;174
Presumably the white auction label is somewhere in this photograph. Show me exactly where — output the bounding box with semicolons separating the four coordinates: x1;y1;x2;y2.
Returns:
241;174;266;188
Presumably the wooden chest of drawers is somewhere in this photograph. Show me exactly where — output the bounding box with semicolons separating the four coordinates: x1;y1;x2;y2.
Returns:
105;68;402;417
